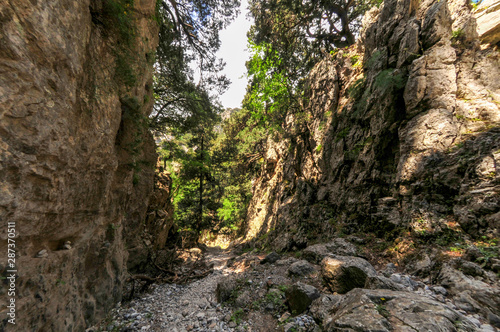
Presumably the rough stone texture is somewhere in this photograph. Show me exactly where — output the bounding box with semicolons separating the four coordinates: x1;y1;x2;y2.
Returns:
324;238;358;256
285;282;320;315
438;263;500;317
475;0;500;45
243;0;500;253
365;275;406;291
288;260;315;277
260;251;281;264
302;239;357;265
321;255;377;294
127;172;174;273
309;294;342;324
302;244;331;264
321;288;479;332
0;0;159;330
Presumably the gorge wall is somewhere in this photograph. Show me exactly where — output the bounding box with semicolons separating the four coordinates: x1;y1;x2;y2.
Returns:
244;0;500;252
0;0;162;330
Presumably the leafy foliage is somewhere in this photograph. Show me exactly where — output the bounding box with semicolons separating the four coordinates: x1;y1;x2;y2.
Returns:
248;0;381;87
152;0;381;242
158;107;265;243
150;0;240;243
244;41;298;130
150;0;240;138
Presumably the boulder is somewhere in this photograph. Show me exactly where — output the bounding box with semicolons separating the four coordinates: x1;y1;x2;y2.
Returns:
381;262;397;277
310;294;342;323
321;289;478;332
285;282;320;315
321;255;377;294
389;273;421;291
438;264;500;316
460;261;485;278
324;238;358;256
365;275;406;291
260;251;281;264
288;260;315;277
303;244;330;264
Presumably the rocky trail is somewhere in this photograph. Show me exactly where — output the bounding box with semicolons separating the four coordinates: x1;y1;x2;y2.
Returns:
90;246;304;332
90;239;500;332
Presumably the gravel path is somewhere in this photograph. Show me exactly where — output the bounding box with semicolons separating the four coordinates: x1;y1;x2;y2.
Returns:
91;247;282;332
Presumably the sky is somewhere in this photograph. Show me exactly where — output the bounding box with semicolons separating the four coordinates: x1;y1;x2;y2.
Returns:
216;0;252;109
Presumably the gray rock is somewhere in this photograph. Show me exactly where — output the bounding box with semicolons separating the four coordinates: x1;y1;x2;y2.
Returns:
36;249;48;258
460;261;485;277
365;275;406;291
438;264;500;316
310;294;342;323
302;244;330;264
234;290;252;308
347;236;366;245
260;251;281;264
288;260;315;277
285;282;320;316
488;312;500;328
324;238;357;256
381;263;396;277
321;255;376;294
468;317;481;328
276;257;299;266
432;286;448;296
464;245;483;262
481;324;498;332
389;273;419;291
322;289;478;332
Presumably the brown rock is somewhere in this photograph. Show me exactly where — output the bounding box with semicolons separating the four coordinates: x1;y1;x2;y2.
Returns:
475;0;500;45
321;255;376;294
0;0;159;329
321;289;478;332
285;282;320;315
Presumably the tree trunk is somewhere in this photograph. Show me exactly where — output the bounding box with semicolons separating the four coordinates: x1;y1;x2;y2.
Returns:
198;134;204;228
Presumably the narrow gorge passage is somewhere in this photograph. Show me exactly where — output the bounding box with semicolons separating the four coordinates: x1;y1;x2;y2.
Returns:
93;239;498;332
94;246;290;332
1;0;499;331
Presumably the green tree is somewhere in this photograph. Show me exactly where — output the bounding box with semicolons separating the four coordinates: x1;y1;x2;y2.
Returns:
210;108;267;234
150;0;239;242
246;0;382;120
151;0;240;134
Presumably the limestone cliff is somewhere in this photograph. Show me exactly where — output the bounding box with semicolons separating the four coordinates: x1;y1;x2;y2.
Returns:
0;0;159;330
244;0;500;251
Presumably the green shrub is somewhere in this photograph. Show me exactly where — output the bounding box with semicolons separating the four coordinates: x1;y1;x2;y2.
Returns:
373;69;406;94
335;127;350;142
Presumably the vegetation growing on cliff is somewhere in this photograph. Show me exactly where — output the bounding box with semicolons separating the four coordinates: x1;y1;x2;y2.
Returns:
152;0;383;244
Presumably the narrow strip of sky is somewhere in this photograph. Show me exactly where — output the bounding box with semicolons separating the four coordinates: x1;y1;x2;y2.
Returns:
216;0;252;110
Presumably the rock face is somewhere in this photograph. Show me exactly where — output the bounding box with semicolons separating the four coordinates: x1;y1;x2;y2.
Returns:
285;282;320;315
321;288;479;331
475;0;500;45
0;0;160;330
321;255;377;294
127;172;175;273
243;0;500;251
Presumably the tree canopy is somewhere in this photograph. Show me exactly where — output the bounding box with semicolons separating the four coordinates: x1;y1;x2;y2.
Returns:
150;0;240;135
244;0;381;127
